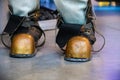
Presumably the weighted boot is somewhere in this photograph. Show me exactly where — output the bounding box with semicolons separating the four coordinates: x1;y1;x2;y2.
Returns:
1;0;45;58
10;24;44;58
55;0;96;62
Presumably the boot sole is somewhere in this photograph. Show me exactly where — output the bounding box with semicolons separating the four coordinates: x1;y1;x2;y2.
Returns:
10;49;37;58
64;57;90;62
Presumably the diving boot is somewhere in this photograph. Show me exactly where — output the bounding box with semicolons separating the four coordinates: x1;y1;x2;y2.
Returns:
1;0;45;58
54;0;96;62
10;24;44;58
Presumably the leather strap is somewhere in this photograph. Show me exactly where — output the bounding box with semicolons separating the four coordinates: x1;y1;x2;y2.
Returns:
3;15;25;35
35;27;46;48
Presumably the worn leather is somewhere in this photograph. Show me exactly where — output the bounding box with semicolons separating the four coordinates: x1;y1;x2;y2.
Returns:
54;0;88;24
8;0;40;16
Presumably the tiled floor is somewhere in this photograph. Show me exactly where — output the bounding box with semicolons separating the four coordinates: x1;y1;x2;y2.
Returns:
0;0;120;80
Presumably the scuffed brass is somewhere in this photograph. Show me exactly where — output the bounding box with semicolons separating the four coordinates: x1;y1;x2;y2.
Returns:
11;33;35;55
65;36;91;59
